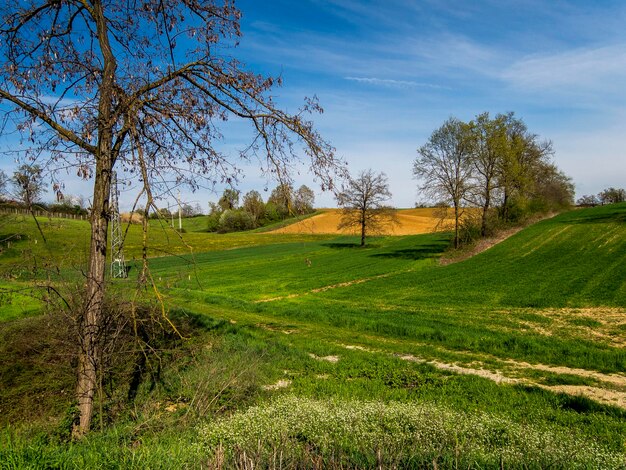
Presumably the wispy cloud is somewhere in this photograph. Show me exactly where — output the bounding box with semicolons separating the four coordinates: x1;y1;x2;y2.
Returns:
344;77;447;89
502;43;626;93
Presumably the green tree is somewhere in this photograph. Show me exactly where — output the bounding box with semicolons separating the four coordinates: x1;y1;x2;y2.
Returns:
336;170;398;247
530;162;574;211
242;190;265;223
268;183;294;218
218;189;240;211
495;113;553;222
467;112;508;237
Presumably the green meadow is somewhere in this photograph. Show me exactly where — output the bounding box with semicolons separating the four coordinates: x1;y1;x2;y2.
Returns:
1;204;625;468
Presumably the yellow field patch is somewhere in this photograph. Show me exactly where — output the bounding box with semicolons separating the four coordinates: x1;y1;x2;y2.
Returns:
270;208;458;235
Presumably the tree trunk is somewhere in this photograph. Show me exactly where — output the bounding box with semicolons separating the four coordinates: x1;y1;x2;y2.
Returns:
360;210;366;246
454;202;460;249
74;0;118;436
481;185;491;237
75;161;112;436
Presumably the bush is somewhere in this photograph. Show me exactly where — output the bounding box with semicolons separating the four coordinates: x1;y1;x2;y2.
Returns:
260;202;281;224
206;212;221;232
218;209;255;233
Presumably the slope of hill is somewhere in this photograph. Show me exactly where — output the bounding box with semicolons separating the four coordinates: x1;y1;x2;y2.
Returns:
270;207;457;235
2;204;626;468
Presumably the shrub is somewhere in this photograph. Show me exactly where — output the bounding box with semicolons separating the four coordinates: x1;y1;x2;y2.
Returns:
218;209;255;233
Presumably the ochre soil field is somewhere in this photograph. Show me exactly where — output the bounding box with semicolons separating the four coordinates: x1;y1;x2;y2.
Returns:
271;208;457;235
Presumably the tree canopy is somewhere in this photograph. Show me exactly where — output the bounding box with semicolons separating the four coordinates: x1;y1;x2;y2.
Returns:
415;112;573;245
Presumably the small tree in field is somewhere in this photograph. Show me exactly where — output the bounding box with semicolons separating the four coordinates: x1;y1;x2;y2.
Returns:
0;0;341;435
336;170;397;246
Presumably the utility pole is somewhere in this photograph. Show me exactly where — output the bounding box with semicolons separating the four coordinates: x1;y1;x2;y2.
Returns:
110;171;127;278
177;189;182;231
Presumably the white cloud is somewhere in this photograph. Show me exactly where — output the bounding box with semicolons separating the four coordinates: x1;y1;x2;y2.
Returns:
344;77;446;89
502;44;626;93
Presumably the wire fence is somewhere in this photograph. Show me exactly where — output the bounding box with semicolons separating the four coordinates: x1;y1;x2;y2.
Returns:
0;207;88;220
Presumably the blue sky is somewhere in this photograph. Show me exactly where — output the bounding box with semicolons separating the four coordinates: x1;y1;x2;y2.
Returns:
228;0;626;208
2;0;625;210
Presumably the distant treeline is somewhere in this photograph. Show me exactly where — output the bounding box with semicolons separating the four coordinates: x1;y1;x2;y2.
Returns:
148;183;316;233
577;187;625;207
0;199;89;219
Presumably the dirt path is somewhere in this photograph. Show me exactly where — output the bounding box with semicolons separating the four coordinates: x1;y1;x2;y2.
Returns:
254;272;401;303
340;345;626;410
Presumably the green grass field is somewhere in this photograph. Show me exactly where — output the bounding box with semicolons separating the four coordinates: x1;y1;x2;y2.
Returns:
1;204;625;468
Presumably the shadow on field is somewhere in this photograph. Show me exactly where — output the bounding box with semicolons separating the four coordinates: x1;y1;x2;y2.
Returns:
563;203;626;224
322;242;383;249
371;243;447;260
565;209;626;225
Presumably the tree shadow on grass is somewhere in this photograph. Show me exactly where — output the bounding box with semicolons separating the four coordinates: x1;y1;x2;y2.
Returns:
321;242;383;249
559;203;626;225
564;211;626;225
322;242;361;249
371;243;449;260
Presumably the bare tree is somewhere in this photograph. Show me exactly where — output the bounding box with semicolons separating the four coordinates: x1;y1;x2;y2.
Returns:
577;194;599;207
294;184;315;214
336;170;397;247
0;0;341;435
12;164;44;206
414;118;474;249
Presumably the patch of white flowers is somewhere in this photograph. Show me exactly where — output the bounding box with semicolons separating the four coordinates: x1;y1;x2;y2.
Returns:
198;396;625;468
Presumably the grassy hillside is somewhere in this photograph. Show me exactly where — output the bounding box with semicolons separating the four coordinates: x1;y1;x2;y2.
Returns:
1;204;626;468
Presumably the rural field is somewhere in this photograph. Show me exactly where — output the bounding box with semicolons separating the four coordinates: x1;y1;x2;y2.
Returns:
1;204;626;468
271;208;457;235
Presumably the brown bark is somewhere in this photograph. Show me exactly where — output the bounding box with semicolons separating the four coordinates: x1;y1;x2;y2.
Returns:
74;0;117;436
360;208;366;246
454;203;460;249
75;160;112;436
481;191;490;237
